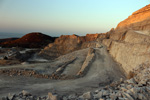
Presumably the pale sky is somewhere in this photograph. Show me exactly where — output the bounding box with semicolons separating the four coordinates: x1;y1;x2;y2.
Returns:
0;0;149;36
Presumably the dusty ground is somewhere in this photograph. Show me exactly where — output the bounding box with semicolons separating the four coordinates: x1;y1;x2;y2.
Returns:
0;46;125;98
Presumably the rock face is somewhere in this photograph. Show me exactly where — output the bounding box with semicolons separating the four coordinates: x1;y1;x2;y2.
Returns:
0;32;57;48
77;48;95;76
39;33;107;59
102;4;150;76
117;4;150;30
103;29;150;75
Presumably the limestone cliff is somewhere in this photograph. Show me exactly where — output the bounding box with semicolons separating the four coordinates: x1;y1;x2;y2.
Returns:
102;4;150;76
103;11;150;76
117;4;150;30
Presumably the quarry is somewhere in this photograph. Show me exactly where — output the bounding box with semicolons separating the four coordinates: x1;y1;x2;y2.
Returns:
1;4;150;100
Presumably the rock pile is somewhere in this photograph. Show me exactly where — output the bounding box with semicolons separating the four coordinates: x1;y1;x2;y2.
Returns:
3;62;150;100
77;62;150;100
0;68;66;80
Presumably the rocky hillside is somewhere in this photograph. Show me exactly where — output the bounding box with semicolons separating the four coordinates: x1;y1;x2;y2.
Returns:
117;4;150;30
0;32;57;48
39;33;108;59
2;4;150;100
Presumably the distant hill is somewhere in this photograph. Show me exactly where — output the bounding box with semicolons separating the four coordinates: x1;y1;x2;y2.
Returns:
0;32;57;48
0;38;19;43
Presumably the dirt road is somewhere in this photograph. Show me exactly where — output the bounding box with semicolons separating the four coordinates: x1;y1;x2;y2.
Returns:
0;45;125;97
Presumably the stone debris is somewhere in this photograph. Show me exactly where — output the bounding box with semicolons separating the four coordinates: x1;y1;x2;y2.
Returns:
0;57;78;80
2;63;150;100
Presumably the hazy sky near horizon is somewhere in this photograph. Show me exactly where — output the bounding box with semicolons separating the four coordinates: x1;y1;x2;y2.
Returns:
0;0;149;36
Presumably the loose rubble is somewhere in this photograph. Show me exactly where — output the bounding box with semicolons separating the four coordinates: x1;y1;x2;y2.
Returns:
0;68;72;80
3;62;150;100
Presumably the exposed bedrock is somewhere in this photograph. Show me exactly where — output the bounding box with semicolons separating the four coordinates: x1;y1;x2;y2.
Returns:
39;33;108;59
103;29;150;76
101;4;150;76
117;4;150;30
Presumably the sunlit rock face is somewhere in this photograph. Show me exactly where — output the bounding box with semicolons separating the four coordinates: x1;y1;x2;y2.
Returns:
102;4;150;76
39;33;108;59
117;4;150;30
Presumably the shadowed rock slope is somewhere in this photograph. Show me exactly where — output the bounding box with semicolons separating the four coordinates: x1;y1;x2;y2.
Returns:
0;38;19;44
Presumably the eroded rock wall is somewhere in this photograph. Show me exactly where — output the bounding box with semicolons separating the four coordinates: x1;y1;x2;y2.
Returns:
117;4;150;30
39;33;107;59
103;29;150;75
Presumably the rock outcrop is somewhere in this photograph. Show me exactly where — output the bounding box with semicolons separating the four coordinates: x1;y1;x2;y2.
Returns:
117;4;150;30
0;32;57;48
103;29;150;75
77;48;95;76
39;33;107;59
102;4;150;76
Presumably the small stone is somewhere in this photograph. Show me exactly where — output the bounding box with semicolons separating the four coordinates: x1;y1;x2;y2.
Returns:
95;91;103;98
138;80;147;86
129;88;138;99
82;92;93;99
118;97;128;100
110;93;117;100
95;89;99;93
126;85;133;89
146;87;150;93
126;79;135;84
123;92;134;100
103;91;109;96
22;90;31;96
68;94;77;99
138;93;147;100
120;78;123;83
7;93;14;100
99;98;104;100
48;92;59;100
120;87;127;92
62;96;68;100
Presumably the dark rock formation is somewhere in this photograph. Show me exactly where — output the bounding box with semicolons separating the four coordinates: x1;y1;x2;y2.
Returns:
0;32;57;48
0;38;19;44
